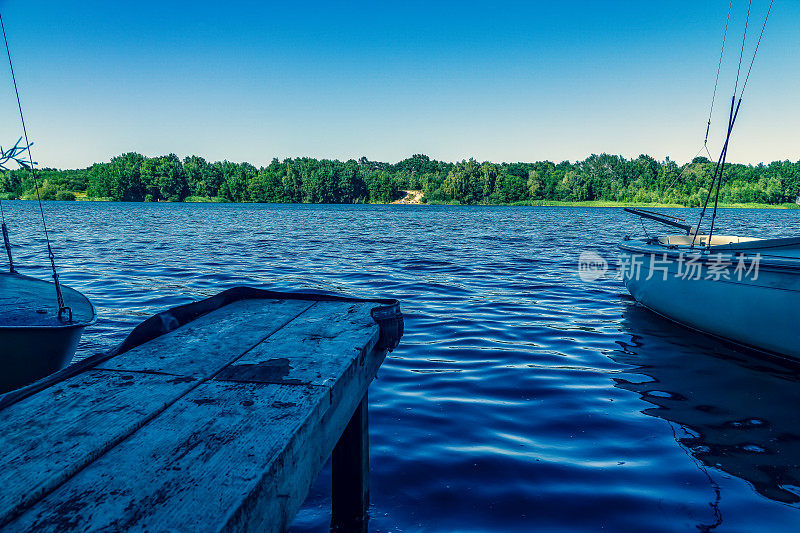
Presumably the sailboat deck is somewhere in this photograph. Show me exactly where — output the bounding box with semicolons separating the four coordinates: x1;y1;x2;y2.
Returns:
0;272;95;327
0;295;397;531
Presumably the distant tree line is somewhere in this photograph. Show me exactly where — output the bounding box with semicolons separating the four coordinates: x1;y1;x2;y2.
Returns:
1;152;799;206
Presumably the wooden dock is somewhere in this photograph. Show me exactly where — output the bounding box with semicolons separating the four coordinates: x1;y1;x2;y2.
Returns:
0;289;403;532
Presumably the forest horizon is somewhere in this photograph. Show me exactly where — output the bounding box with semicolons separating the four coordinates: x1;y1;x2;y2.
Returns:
1;152;799;207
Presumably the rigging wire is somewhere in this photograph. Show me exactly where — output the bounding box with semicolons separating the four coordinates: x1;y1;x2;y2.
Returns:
705;0;734;148
661;0;733;204
702;0;751;244
740;0;773;97
659;145;706;203
0;193;11;272
691;0;773;248
732;0;752;103
0;160;9;271
0;11;70;319
705;0;773;245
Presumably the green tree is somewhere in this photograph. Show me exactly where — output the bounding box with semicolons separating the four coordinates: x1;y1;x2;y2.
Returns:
156;154;188;202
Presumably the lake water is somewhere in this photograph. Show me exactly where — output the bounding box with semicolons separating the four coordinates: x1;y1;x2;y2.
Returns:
3;202;800;532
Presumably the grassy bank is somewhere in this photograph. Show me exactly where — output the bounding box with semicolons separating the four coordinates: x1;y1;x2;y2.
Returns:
427;199;800;209
3;195;798;209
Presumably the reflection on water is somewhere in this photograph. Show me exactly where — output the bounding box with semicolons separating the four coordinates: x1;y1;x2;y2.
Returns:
615;304;800;505
2;202;800;531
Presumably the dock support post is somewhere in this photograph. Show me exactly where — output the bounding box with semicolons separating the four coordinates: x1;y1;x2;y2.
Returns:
331;392;369;532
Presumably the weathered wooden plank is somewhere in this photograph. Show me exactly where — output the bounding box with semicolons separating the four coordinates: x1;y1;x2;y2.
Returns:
214;301;379;388
0;370;199;526
98;298;315;377
331;393;370;532
0;298;314;526
8;304;388;532
219;304;387;532
224;350;383;533
4;381;326;532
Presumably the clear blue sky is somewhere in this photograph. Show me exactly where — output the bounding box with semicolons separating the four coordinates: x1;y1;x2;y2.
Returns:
0;0;796;168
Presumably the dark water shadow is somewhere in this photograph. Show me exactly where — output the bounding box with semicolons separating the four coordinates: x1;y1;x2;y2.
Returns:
612;303;800;506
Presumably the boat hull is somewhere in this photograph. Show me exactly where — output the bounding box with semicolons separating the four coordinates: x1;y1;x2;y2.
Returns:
0;325;88;393
0;272;96;394
619;241;800;360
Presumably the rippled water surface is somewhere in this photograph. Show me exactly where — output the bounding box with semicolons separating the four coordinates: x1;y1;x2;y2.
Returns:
4;202;800;532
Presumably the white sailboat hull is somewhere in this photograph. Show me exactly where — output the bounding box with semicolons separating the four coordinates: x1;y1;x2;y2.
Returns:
619;237;800;360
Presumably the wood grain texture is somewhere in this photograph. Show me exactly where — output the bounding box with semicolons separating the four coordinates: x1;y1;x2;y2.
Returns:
0;370;199;525
5;382;326;532
215;301;379;388
2;298;389;532
9;345;386;532
98;299;314;377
